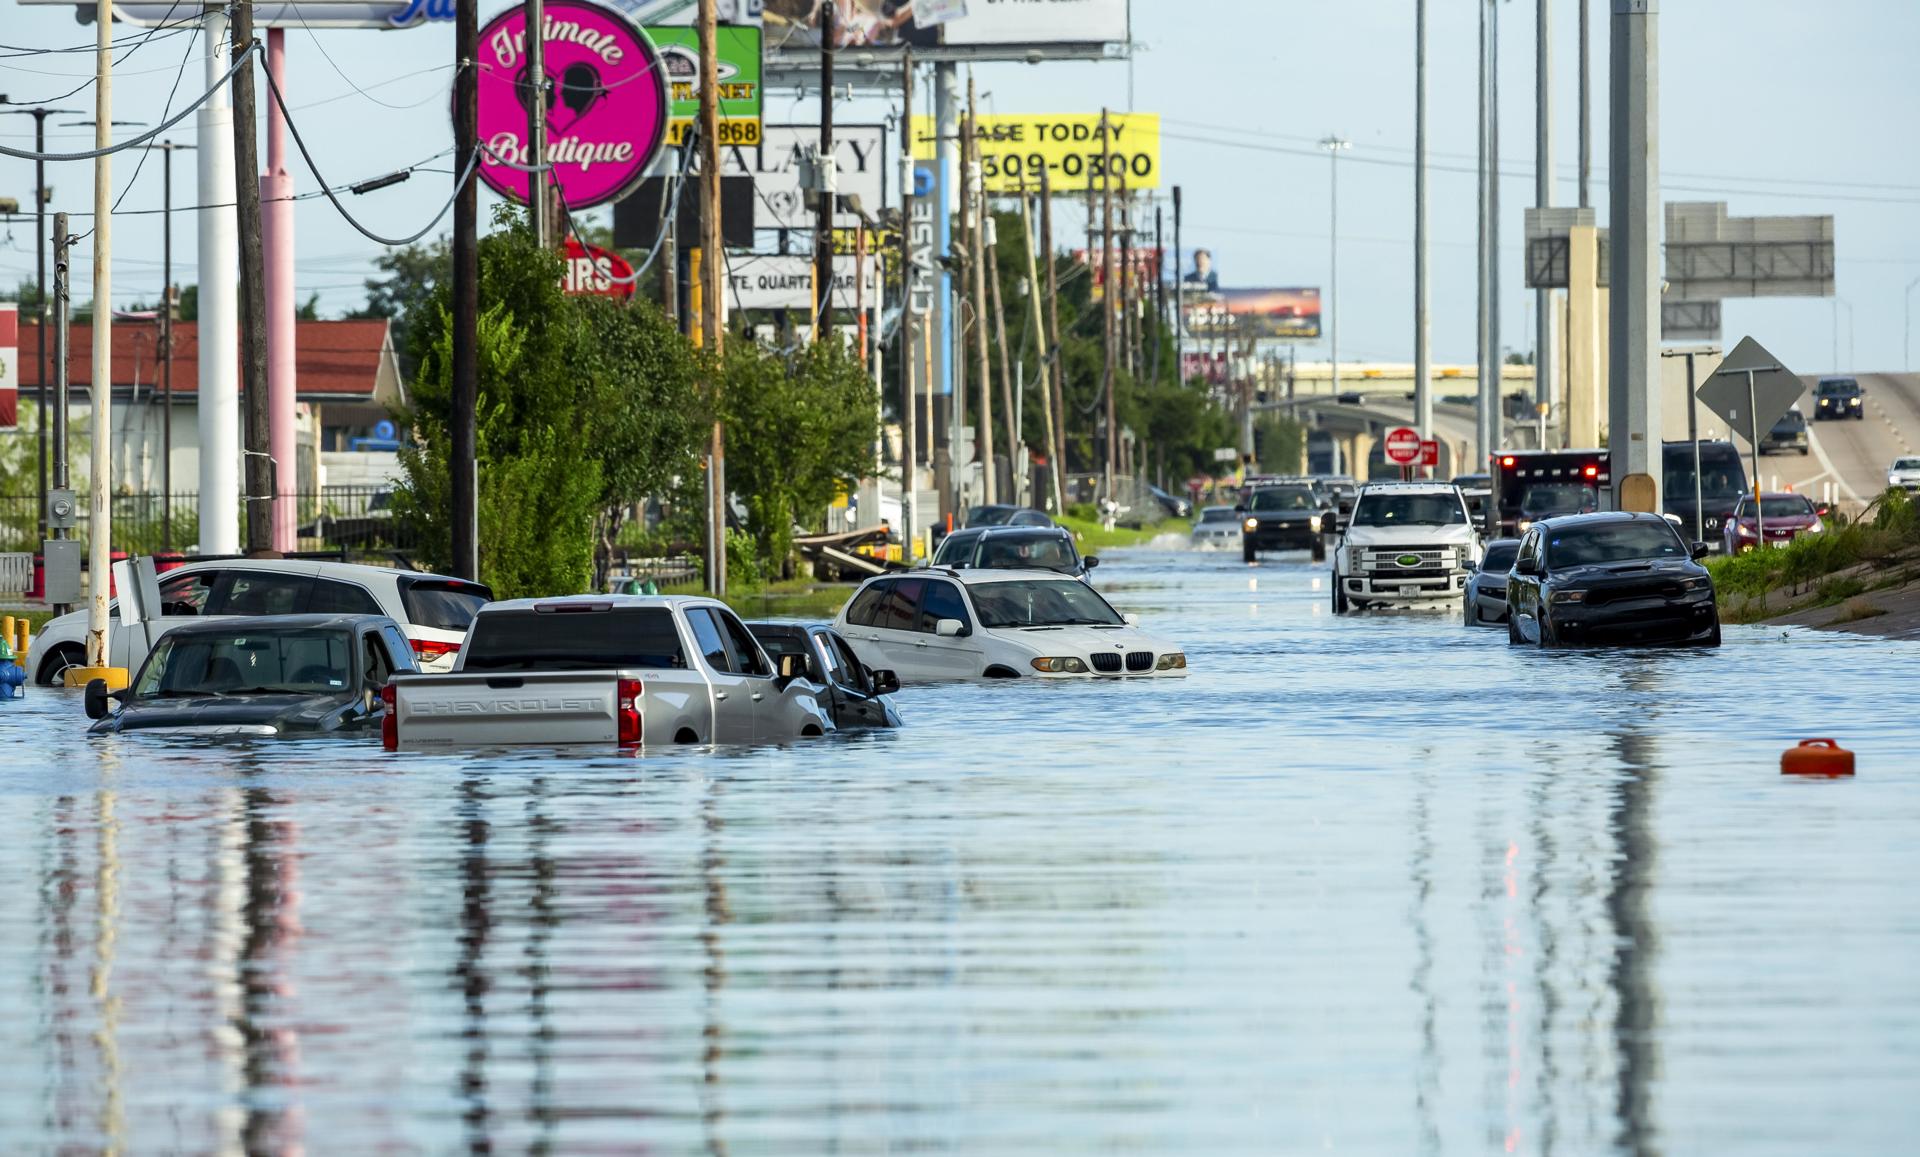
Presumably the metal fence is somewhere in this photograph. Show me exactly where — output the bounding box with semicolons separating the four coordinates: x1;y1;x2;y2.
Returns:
0;488;414;555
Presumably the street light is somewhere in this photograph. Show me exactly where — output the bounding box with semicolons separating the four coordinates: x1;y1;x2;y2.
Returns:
1320;135;1351;396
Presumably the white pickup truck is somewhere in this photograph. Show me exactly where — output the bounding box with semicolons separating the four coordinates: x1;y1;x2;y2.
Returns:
1328;481;1482;613
383;595;834;749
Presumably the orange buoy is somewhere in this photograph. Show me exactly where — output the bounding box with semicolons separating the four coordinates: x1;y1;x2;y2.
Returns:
1781;739;1855;777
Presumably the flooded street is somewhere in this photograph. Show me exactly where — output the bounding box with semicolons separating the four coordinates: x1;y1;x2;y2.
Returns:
4;546;1918;1154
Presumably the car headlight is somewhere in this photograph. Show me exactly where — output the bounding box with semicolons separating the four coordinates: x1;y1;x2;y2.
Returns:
1807;521;1823;534
1517;519;1533;532
1308;514;1322;533
1550;590;1586;604
1030;656;1088;673
1735;524;1757;537
1680;576;1711;591
1243;517;1259;531
1156;652;1187;671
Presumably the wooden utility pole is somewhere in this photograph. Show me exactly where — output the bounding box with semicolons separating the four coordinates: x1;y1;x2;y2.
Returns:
1020;181;1064;514
966;75;995;504
1039;167;1067;491
526;0;549;247
898;49;917;554
986;208;1017;504
450;0;479;579
1100;109;1117;499
813;1;836;341
699;0;727;595
231;0;273;557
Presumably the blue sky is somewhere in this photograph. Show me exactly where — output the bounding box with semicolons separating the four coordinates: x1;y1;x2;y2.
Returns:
4;0;1917;374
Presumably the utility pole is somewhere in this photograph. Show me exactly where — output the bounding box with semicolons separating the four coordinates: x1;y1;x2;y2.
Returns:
699;0;727;595
1172;184;1183;387
1536;0;1554;436
987;201;1017;504
51;212;70;618
231;0;272;557
451;0;479;578
899;49;917;556
1609;0;1662;511
150;140;194;551
0;102;79;542
814;1;836;341
1020;179;1063;514
1100;108;1117;499
967;76;995;505
526;0;549;248
81;2;115;676
1040;166;1067;495
1320;135;1351;398
1414;0;1433;453
1489;2;1503;462
1151;200;1164;387
197;1;239;556
1579;0;1592;209
1476;0;1494;466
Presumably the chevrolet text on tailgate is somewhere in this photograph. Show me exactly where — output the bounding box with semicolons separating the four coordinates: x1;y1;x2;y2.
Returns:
384;596;833;749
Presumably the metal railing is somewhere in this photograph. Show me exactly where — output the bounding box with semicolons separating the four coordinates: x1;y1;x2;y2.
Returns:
0;487;414;555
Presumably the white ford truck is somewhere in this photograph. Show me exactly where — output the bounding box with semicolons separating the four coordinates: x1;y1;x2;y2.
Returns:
1327;481;1482;613
383;595;834;749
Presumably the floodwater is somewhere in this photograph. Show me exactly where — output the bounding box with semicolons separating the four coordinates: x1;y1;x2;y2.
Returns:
4;547;1918;1154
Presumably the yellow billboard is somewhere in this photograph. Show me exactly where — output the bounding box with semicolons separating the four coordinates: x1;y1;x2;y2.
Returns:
912;113;1161;193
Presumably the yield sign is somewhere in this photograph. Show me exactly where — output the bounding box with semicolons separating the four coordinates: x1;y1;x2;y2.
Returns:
1696;335;1805;439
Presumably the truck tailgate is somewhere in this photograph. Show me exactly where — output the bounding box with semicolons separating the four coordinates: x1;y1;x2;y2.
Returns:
391;671;621;747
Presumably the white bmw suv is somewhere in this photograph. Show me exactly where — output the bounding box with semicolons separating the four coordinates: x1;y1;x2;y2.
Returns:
833;568;1187;682
1328;481;1481;613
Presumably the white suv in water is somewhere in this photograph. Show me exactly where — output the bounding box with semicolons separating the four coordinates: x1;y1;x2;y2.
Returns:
1328;481;1480;613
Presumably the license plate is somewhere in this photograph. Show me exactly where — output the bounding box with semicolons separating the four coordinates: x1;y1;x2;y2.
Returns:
1771;539;1789;548
1400;584;1420;597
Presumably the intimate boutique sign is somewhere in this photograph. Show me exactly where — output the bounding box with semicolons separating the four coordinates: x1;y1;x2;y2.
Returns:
475;0;669;209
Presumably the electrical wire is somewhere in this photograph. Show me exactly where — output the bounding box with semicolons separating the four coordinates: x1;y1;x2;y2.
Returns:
68;9;206;246
0;43;259;162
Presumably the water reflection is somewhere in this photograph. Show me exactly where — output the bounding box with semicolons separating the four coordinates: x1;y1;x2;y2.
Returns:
2;551;1917;1153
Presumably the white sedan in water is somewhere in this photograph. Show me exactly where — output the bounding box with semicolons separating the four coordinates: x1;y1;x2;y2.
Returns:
833;568;1187;682
1190;505;1243;548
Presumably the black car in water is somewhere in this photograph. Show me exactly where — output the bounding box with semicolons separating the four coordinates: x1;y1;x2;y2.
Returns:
747;622;903;729
85;614;415;737
930;526;1095;579
1506;513;1719;648
1813;377;1864;421
1238;482;1331;562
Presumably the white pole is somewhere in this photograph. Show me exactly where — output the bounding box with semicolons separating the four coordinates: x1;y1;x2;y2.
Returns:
197;4;240;554
1320;135;1350;396
83;0;114;672
1414;0;1432;451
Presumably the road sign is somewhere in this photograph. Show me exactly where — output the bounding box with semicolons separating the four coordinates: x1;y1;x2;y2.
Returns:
1384;427;1422;466
1696;335;1802;437
1419;439;1439;468
1211;447;1239;463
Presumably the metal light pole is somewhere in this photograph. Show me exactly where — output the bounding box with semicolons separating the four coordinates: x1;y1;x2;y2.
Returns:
1578;0;1591;209
1608;0;1663;512
1320;135;1351;397
1535;0;1554;427
144;140;196;551
1413;2;1432;450
1476;0;1493;465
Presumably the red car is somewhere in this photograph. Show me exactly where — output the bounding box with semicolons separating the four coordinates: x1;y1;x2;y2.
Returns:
1722;492;1824;554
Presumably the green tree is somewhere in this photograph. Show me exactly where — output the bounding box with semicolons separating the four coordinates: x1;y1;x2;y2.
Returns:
350;238;451;376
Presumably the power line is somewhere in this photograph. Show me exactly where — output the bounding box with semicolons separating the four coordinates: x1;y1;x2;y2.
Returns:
0;44;259;162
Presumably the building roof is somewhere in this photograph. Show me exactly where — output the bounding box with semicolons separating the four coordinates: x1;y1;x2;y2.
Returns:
14;318;402;403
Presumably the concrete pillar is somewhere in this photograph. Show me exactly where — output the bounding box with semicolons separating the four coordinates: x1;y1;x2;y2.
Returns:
1351;431;1377;482
263;28;297;552
1607;0;1662;511
1565;223;1601;447
196;4;239;555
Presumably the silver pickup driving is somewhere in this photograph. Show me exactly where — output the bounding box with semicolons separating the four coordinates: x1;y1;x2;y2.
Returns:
383;595;834;749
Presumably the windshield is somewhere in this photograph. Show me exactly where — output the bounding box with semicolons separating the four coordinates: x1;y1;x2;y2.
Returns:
1480;543;1520;573
1736;496;1816;520
973;535;1078;572
1665;449;1748;501
134;629;354;698
1249;487;1316;512
968;579;1125;629
1350;492;1466;527
1546;522;1686;568
1893;458;1920;471
1198;507;1238;524
1817;379;1858;396
1521;484;1598;516
966;506;1018;526
1771;412;1805;431
400;579;490;631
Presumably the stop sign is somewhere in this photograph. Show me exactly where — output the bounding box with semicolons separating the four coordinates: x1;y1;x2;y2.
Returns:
1384;426;1423;465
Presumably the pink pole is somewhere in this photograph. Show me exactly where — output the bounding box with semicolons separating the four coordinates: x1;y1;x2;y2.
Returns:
262;28;298;553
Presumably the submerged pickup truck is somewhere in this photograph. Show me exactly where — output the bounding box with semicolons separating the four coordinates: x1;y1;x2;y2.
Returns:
383;595;834;749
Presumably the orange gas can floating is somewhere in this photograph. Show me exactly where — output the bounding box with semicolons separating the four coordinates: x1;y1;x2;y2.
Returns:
1781;739;1855;777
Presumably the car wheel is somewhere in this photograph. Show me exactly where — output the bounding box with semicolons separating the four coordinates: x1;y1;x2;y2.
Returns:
1332;572;1349;614
1701;614;1723;648
36;643;86;687
1310;538;1326;562
1538;613;1559;649
1800;447;1810;456
1507;614;1523;645
1242;542;1257;564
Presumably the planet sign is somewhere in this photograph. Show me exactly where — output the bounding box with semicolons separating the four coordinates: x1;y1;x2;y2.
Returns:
1383;426;1423;465
476;0;667;210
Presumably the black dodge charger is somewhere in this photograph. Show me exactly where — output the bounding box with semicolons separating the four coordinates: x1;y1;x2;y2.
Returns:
1505;512;1720;648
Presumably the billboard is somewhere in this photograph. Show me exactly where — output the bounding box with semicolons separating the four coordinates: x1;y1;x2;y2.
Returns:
762;0;1127;52
733;124;889;230
1184;289;1322;341
725;254;883;311
1071;247;1162;300
476;0;670;210
911;113;1158;193
562;238;637;299
649;25;764;147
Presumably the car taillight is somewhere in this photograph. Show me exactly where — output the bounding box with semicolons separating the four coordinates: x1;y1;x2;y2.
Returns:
381;683;398;751
411;638;460;662
616;678;643;747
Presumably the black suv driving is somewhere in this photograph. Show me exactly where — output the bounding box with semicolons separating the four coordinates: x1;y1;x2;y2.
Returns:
1814;377;1864;421
1238;483;1331;563
1505;512;1719;648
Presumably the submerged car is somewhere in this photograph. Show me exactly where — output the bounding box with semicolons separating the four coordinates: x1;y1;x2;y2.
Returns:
1506;512;1719;648
748;622;903;729
1328;482;1479;612
86;614;415;737
1463;538;1521;626
930;526;1095;579
1190;505;1242;548
1722;492;1824;554
1514;481;1599;532
1238;482;1330;562
963;504;1053;528
834;569;1186;682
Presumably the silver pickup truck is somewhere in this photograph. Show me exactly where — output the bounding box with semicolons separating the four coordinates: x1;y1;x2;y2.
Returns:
383;595;834;749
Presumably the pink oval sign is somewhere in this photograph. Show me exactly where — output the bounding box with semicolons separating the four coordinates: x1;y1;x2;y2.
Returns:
476;0;667;211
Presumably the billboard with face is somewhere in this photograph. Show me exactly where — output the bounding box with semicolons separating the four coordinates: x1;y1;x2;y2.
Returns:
763;0;1127;52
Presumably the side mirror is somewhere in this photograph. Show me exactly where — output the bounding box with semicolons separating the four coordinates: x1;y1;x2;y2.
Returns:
935;618;966;638
1123;612;1141;627
871;669;901;695
1233;504;1246;513
84;677;114;720
1513;556;1541;576
1691;541;1712;561
777;652;806;681
1083;556;1100;569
